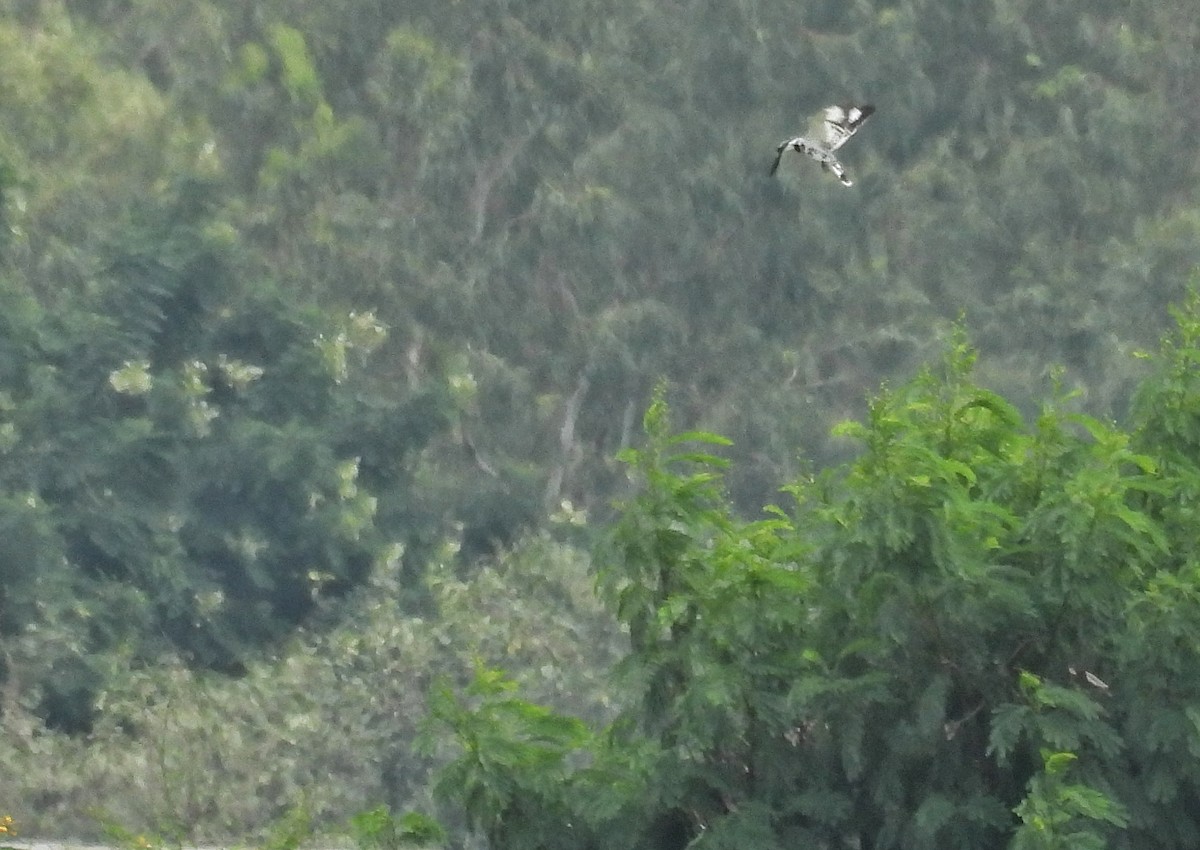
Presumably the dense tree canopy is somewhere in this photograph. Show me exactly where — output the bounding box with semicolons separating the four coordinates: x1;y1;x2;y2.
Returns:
0;0;1199;835
9;0;1196;517
432;302;1200;850
0;173;454;729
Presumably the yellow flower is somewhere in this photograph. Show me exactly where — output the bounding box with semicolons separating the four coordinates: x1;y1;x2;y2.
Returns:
0;815;15;836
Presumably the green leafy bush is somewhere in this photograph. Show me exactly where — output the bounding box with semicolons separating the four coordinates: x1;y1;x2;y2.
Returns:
431;309;1200;850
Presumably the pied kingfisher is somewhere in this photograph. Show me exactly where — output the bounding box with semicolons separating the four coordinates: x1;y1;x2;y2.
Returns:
770;104;875;187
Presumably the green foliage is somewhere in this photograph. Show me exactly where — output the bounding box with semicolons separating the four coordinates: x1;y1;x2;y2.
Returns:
4;0;1196;529
427;666;592;848
0;531;621;841
432;316;1200;850
0;175;454;727
349;806;446;850
1012;750;1129;850
3;0;1200;841
269;25;322;106
97;814;181;850
96;800;314;850
259;803;314;850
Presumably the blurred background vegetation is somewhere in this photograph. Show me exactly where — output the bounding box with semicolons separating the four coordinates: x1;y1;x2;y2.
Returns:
0;0;1197;841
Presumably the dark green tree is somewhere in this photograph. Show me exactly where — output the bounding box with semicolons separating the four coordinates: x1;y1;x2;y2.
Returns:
0;175;452;730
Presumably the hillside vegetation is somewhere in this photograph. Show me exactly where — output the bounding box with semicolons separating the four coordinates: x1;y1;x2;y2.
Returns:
1;0;1199;845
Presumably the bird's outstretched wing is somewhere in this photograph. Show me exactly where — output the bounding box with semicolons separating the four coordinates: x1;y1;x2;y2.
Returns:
769;141;790;176
820;104;875;152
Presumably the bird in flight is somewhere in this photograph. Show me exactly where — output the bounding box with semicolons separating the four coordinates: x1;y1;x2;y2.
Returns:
770;104;875;187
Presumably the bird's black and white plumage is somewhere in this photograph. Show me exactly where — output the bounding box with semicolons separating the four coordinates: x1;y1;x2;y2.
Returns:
770;104;875;186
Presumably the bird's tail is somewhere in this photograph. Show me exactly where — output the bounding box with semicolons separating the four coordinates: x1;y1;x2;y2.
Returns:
827;158;852;187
